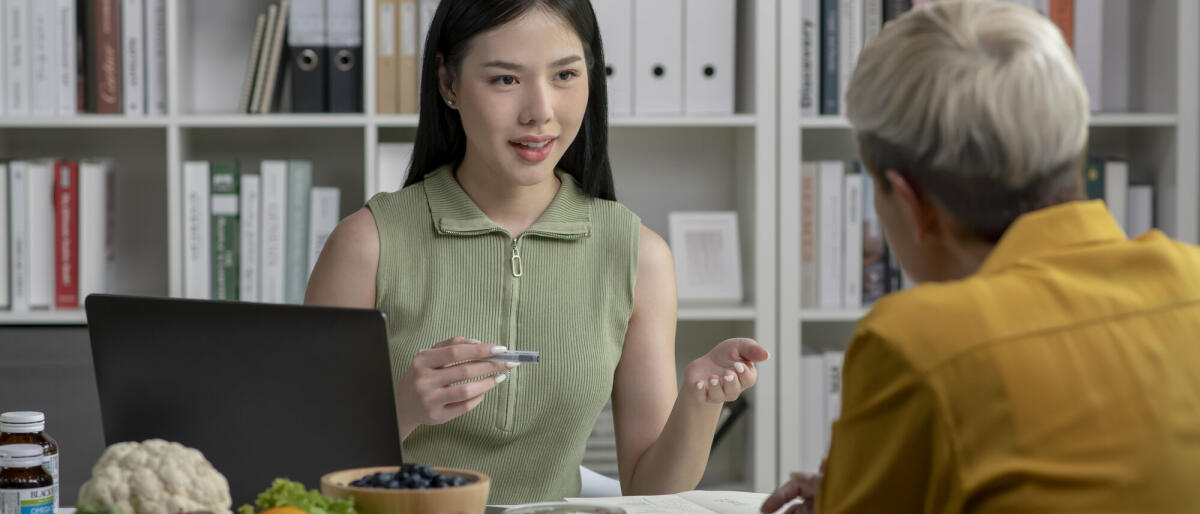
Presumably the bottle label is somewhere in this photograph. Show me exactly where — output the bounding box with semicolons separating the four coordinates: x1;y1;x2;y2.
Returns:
0;485;55;514
41;455;57;512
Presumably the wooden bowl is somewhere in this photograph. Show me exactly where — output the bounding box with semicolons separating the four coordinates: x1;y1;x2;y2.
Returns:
320;466;490;514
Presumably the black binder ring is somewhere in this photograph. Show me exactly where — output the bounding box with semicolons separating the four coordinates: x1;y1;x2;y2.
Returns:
335;49;356;72
298;48;320;72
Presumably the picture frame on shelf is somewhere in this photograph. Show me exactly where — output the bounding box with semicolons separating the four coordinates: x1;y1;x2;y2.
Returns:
668;211;743;302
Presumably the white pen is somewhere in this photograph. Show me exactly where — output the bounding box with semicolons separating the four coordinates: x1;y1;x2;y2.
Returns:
485;350;541;363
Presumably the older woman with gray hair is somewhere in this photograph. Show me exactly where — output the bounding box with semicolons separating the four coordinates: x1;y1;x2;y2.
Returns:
762;1;1200;513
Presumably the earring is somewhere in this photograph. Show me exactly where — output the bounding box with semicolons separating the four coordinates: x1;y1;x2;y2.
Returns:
445;99;455;108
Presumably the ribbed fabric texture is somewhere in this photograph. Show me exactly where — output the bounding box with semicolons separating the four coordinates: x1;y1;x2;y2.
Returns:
366;165;640;504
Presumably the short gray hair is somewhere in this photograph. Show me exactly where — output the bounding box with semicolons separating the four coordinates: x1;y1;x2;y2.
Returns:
846;0;1089;242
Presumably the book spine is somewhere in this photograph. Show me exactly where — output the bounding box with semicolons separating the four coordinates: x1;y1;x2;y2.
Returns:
819;0;839;115
0;164;8;309
259;0;291;114
863;0;883;45
27;160;55;309
211;162;240;301
1104;160;1128;234
260;161;288;303
122;0;143;115
285;160;313;304
56;0;77;115
1048;0;1073;48
95;0;123;114
183;161;211;300
240;174;261;302
801;0;820;118
6;0;29;116
861;173;887;304
10;162;30;311
1084;159;1105;201
838;0;861;117
145;0;166;115
77;161;111;300
31;0;57;116
884;0;911;21
800;162;818;309
824;351;845;430
376;0;397;114
307;187;340;278
818;161;844;309
800;354;827;472
54;161;80;308
842;171;862;309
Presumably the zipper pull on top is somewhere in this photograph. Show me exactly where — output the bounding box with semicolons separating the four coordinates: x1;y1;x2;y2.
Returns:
511;238;523;277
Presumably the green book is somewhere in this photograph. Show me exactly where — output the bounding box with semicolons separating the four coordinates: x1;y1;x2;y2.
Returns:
211;162;240;300
285;160;313;304
1084;159;1105;201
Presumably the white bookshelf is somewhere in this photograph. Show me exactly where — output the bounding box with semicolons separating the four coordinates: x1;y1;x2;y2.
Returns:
0;0;782;495
775;0;1200;482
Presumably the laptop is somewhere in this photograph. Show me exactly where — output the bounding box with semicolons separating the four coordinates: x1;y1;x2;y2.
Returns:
84;294;402;506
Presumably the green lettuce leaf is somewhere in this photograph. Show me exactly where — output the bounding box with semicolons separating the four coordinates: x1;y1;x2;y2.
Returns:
238;478;356;514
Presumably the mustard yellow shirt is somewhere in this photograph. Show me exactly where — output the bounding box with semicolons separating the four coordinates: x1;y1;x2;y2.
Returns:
818;201;1200;513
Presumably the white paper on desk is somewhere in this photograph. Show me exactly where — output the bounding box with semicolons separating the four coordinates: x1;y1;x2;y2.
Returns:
565;491;769;514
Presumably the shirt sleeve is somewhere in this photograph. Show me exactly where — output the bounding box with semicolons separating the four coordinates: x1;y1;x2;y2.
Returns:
816;330;959;514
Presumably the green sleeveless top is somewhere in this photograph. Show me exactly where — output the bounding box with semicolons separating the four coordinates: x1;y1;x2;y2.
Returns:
365;166;640;504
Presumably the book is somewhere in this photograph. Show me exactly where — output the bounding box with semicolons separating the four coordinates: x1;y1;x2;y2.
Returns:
863;0;884;46
800;0;820;118
565;491;773;514
250;3;279;114
27;160;56;310
861;174;887;304
285;160;313;303
10;162;31;311
376;0;398;114
238;13;268;114
56;0;78;115
78;160;113;302
5;0;30;116
260;160;289;303
837;0;861;118
88;0;123;114
842;171;862;308
377;141;414;193
819;0;839;114
308;187;340;278
183;161;212;300
824;350;845;429
800;354;826;473
211;162;240;301
122;0;144;115
145;0;166;115
1083;159;1104;201
31;0;57;117
1104;160;1128;234
884;0;913;21
818;161;844;309
800;162;818;309
0;163;8;309
398;0;419;113
260;0;292;114
1127;184;1153;237
1048;0;1073;49
54;160;80;308
240;174;261;302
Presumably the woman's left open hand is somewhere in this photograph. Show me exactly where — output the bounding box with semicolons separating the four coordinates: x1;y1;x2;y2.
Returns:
685;337;770;403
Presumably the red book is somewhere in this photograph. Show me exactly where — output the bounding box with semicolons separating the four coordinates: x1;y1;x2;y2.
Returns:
1050;0;1074;50
55;161;80;308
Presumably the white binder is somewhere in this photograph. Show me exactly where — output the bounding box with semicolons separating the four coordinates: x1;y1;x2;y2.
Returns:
683;0;735;115
593;0;633;116
633;0;683;115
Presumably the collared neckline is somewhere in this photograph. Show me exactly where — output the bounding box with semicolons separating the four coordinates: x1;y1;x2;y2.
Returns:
423;165;592;238
979;200;1127;274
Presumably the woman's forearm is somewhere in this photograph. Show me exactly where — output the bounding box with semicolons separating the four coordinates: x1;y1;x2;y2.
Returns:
624;385;724;495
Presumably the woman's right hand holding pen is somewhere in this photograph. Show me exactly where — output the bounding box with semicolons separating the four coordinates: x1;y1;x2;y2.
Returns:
395;336;516;439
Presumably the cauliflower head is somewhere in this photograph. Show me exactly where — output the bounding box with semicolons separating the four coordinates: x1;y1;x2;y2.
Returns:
78;439;232;514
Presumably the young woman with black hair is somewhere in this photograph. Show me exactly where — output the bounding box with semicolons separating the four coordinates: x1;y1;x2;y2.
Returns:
306;0;768;504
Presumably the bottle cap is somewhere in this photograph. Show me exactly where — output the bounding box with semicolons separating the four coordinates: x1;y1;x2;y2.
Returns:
0;412;46;434
0;444;45;468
